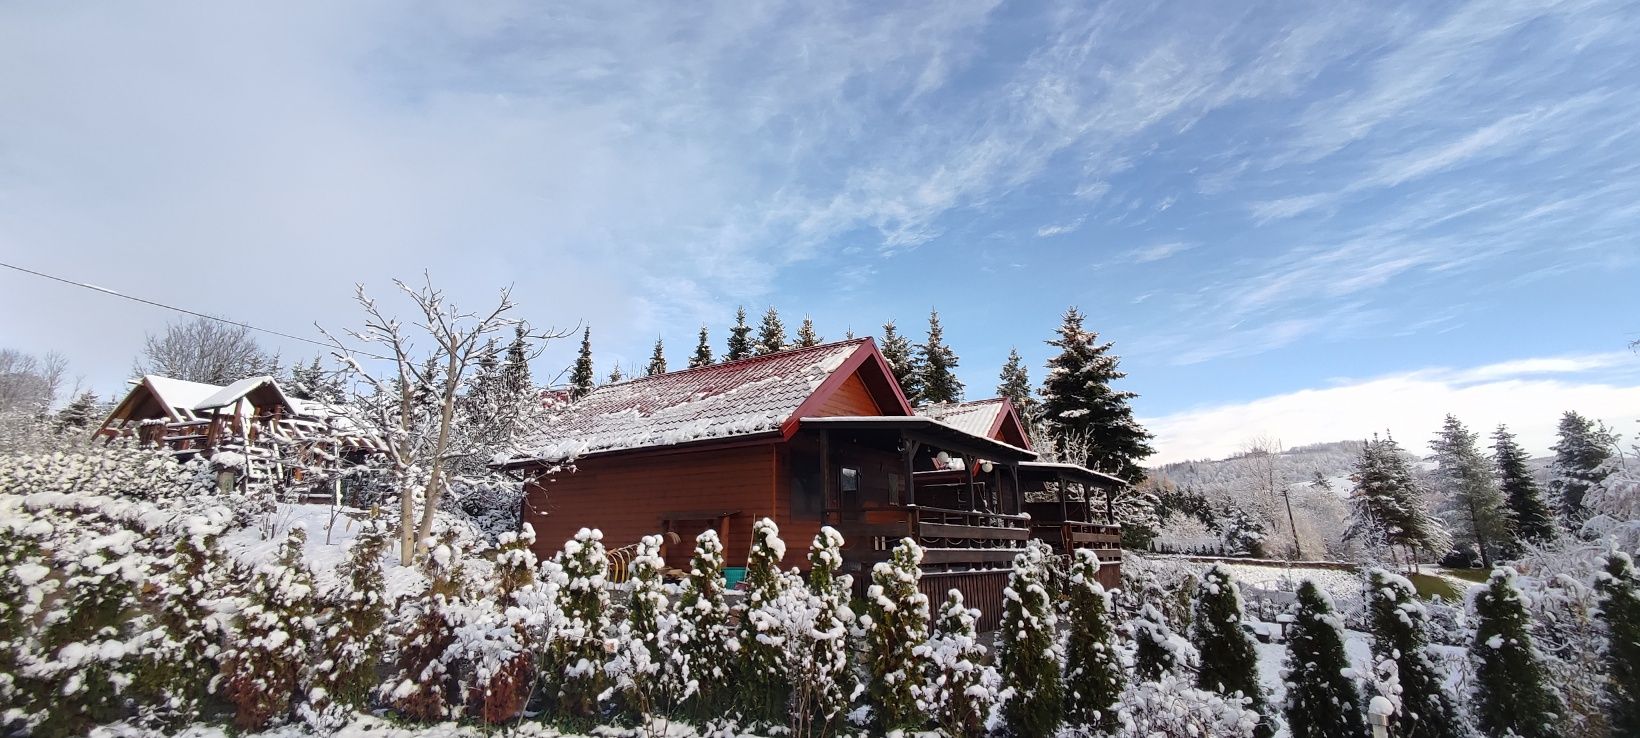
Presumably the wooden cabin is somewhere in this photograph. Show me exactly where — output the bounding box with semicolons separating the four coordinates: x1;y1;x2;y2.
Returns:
95;375;382;498
503;339;1126;625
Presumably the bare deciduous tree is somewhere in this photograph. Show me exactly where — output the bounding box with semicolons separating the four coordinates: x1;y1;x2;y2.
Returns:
0;348;68;414
321;276;567;565
133;317;280;385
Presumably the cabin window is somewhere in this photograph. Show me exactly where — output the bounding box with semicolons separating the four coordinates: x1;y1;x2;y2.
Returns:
840;467;859;493
888;472;904;505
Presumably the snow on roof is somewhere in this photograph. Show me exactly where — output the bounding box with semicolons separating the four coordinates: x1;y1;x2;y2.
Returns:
193;375;291;412
799;415;1037;460
512;340;868;463
1017;461;1128;486
917;398;1008;439
142;375;226;418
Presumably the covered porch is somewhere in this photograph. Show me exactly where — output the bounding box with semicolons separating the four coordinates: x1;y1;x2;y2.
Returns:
1018;461;1123;587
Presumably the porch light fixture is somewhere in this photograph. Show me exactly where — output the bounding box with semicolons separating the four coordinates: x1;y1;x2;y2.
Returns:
935;451;951;468
980;460;994;473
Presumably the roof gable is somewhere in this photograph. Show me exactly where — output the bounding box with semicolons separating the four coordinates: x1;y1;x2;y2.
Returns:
918;397;1032;449
513;338;906;463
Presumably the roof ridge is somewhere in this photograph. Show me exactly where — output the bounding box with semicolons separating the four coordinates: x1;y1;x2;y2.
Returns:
614;337;870;383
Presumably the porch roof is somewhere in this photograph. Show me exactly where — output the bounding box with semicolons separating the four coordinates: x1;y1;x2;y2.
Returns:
799;416;1037;462
1017;461;1128;487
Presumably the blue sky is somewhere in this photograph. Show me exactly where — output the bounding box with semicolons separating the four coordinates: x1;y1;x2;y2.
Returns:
3;0;1639;462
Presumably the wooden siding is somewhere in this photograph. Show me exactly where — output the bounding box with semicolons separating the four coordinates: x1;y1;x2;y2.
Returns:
918;570;1012;632
523;443;782;569
812;372;881;417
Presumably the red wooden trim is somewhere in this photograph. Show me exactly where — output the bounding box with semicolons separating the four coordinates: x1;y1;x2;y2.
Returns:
506;430;783;472
779;338;912;438
988;398;1032;450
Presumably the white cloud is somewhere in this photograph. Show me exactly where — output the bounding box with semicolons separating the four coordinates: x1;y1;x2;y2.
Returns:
1127;241;1195;263
1036;217;1085;237
1144;353;1640;464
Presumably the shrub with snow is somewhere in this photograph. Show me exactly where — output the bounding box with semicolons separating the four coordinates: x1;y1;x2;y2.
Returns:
608;534;678;734
1190;564;1273;738
386;532;465;722
546;527;612;721
787;526;855;737
915;590;998;738
673;529;736;721
1113;674;1259;738
1364;568;1462;738
1063;549;1123;732
736;517;793;727
861;537;931;732
1470;567;1561;738
1281;580;1365;738
1597;549;1640;736
219;526;320;730
303;516;390;729
994;541;1063;738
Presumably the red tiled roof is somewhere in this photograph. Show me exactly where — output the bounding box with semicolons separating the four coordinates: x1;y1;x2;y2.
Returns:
512;339;872;462
918;398;1008;439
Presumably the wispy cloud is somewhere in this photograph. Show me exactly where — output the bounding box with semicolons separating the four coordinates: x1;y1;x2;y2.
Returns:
1036;217;1085;237
1127;241;1195;263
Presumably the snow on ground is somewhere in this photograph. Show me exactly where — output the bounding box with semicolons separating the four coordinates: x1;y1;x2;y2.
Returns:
218;503;453;603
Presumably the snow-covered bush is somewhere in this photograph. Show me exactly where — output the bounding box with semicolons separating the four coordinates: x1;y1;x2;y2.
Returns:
1131;596;1196;682
860;537;930;732
1470;567;1561;738
994;541;1063;737
1597;549;1640;735
304;516;390;729
788;526;855;737
219;526;320;730
608;534;677;734
672;529;735;721
140;509;234;728
386;532;465;721
1281;580;1365;738
1364;568;1462;738
737;517;793;726
546;527;612;721
1190;564;1273;738
1063;549;1123;732
915;590;998;738
1113;674;1259;738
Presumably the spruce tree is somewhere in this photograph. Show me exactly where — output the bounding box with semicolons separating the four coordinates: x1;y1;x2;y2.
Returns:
689;325;713;368
880;320;922;404
997;543;1063;737
1282;581;1365;738
502;324;533;398
312;519;389;718
1345;436;1448;566
755;307;787;355
646;338;667;376
1365;568;1460;738
737;518;791;726
52;391;100;433
1596;550;1640;735
570;328;595;399
1132;598;1191;682
1471;567;1561;738
550;528;612;719
1037;306;1154;484
726;307;753;361
1191;565;1272;738
674;530;735;719
607;364;625;383
863;538;931;732
917;308;964;405
220;527;318;730
795;316;822;347
996;348;1036;421
1430;415;1510;568
1063;550;1123;731
1548;411;1613;526
1494;425;1555;546
916;591;996;738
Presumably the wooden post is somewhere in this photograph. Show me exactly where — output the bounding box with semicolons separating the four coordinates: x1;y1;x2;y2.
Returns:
903;436;920;508
1057;472;1070;524
965;454;978;513
1009;464;1022;515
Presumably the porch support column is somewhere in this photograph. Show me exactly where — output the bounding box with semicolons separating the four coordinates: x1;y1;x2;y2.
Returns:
903;436;920;507
966;454;978;513
1057;472;1070;524
1009;464;1022;515
1105;483;1116;524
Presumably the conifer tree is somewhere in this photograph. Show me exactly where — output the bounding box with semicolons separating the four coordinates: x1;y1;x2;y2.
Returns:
607;364;625;383
570;328;595;399
53;391;100;433
726;307;753;361
1191;565;1272;738
610;534;674;728
674;530;735;718
459;527;539;724
503;324;533;398
1131;584;1195;682
1037;306;1154;484
221;527;319;730
755;307;787;355
790;527;855;735
1365;568;1460;738
1494;425;1555;546
1282;580;1365;738
996;348;1035;421
915;590;996;738
1430;415;1510;568
139;513;230;728
1063;550;1123;731
997;542;1063;737
549;528;612;719
689;325;713;368
862;538;931;732
1471;567;1561;738
1596;550;1640;735
1345;436;1448;566
311;519;389;720
388;531;463;721
795;316;822;347
737;518;792;726
646;338;667;376
917;308;964;405
1548;411;1613;526
880;320;922;404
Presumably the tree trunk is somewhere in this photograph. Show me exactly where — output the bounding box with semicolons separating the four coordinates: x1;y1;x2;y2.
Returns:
1468;496;1492;570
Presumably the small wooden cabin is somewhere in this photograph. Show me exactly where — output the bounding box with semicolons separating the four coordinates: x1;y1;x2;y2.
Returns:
503;339;1125;625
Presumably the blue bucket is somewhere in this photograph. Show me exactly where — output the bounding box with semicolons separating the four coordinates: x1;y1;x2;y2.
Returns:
723;566;748;589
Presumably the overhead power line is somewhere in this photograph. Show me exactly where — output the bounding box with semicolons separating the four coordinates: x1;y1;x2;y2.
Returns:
0;260;389;361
